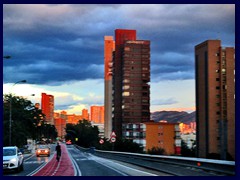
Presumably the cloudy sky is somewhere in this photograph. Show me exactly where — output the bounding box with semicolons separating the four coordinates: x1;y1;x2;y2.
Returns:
3;4;235;115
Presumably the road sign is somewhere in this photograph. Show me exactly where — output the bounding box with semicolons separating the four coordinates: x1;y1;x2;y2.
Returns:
110;131;116;138
110;137;116;143
99;139;104;144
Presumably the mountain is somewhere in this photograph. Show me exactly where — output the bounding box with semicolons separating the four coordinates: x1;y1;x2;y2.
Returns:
151;111;196;124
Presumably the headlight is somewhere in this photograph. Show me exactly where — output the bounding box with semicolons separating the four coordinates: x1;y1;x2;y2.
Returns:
10;158;17;162
44;150;49;153
37;150;41;153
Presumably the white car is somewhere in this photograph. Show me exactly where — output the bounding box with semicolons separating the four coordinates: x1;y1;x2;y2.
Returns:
3;146;24;172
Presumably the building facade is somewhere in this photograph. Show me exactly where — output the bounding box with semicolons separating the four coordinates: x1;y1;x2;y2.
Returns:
82;109;89;120
112;29;151;140
41;93;54;125
195;40;235;160
90;106;104;124
145;122;181;155
54;117;66;139
104;36;115;139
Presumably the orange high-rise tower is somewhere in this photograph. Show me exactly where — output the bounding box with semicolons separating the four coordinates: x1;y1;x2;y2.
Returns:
41;93;54;125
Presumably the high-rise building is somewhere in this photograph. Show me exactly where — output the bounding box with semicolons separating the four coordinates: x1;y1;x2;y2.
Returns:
82;109;89;120
195;40;235;160
112;29;137;138
104;36;115;139
90;106;104;124
41;93;54;125
111;29;151;141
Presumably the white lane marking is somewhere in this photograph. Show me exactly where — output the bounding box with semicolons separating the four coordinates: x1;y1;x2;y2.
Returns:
86;154;128;176
27;152;55;176
88;154;158;176
67;147;82;176
24;161;45;164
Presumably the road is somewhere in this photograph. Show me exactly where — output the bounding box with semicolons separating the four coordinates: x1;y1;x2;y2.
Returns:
3;143;172;176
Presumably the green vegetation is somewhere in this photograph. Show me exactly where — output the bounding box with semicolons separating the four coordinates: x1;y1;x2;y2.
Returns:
180;140;196;157
3;94;57;147
65;120;143;153
65;120;99;147
147;147;166;155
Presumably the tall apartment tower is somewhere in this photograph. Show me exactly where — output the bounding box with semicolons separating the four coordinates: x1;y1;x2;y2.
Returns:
104;36;115;139
195;40;235;160
112;29;151;140
41;93;54;125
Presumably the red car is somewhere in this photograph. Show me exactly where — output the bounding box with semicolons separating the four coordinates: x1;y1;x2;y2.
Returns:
66;140;72;145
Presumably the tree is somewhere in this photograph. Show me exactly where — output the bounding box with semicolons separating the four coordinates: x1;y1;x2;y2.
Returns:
181;140;196;157
65;119;99;148
3;94;36;147
147;147;166;155
3;94;57;147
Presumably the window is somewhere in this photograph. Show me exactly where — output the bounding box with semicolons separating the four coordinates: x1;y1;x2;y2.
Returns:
142;55;149;58
216;86;220;90
216;78;220;81
222;69;226;74
123;92;130;96
123;85;130;90
124;47;130;51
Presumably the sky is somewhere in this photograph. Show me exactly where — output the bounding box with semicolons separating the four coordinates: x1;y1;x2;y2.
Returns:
3;4;235;115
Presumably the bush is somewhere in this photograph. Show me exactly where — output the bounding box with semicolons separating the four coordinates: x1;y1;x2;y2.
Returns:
147;147;165;155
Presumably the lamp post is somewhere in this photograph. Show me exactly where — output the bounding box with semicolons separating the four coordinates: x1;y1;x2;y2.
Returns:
3;55;11;59
9;80;27;146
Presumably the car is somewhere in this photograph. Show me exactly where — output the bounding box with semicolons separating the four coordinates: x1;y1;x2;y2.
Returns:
66;140;72;145
35;145;50;157
3;146;24;172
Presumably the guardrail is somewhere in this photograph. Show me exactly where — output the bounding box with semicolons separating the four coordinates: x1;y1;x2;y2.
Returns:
74;145;235;176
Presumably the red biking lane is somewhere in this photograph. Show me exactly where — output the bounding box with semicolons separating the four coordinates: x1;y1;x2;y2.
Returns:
33;143;75;176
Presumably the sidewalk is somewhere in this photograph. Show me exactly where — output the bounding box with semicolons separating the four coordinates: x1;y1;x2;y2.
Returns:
33;143;75;176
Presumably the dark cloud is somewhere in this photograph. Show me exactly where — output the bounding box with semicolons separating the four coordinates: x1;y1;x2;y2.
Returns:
3;4;235;85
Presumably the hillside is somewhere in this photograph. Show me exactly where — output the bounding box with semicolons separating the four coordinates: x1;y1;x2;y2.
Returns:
151;111;196;124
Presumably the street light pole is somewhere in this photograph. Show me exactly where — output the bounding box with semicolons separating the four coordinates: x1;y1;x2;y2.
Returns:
9;80;27;146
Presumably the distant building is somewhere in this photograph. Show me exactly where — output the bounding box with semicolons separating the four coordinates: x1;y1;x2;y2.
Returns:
104;36;115;139
82;109;89;120
67;114;82;124
90;106;104;124
181;133;196;149
54;118;66;139
41;93;54;125
92;123;104;138
145;122;181;155
195;40;235;160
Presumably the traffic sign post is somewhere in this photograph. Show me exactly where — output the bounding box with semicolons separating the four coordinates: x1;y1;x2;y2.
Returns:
99;139;104;149
110;137;116;143
99;139;104;144
110;131;116;151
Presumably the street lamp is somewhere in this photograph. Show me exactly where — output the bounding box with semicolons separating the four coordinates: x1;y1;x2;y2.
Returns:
3;55;11;59
9;80;27;146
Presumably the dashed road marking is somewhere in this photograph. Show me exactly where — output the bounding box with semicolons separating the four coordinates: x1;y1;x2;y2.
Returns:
24;161;45;164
